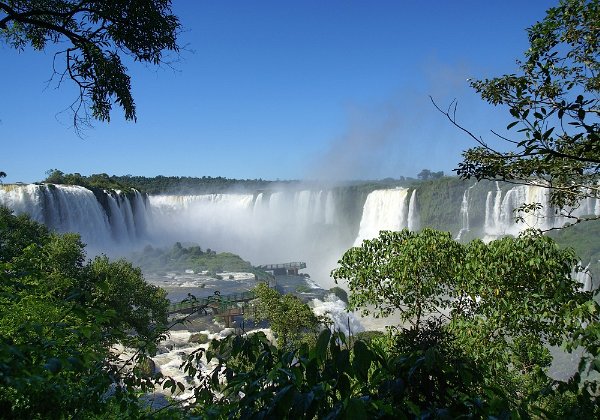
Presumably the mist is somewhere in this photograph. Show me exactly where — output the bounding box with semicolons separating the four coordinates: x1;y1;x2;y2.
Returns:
305;56;480;182
145;189;360;289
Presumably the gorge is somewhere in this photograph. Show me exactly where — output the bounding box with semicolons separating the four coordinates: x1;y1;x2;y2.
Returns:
1;179;598;288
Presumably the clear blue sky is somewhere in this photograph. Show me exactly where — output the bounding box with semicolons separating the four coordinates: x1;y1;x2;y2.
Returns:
1;0;554;183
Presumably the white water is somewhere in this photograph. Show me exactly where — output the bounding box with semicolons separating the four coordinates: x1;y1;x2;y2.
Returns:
147;190;347;277
482;183;600;240
2;182;598;287
150;327;258;401
573;264;593;292
456;184;476;241
311;295;364;337
150;296;362;401
354;188;411;245
407;190;420;232
0;184;149;249
0;185;362;287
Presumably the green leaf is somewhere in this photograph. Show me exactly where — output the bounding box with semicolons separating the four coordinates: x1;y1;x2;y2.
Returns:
315;329;331;362
337;373;351;399
44;357;62;374
593;358;600;373
352;340;372;382
344;397;367;419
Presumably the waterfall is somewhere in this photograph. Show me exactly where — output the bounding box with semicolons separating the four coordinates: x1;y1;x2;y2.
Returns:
313;190;325;224
144;189;363;274
3;181;596;289
456;184;475;240
354;188;410;246
481;183;600;240
573;264;592;292
324;191;336;225
484;181;503;238
106;192;131;242
130;191;150;238
0;184;149;249
407;190;420;232
294;190;314;226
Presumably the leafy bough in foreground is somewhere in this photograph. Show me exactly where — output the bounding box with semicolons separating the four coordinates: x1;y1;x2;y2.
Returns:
178;328;508;419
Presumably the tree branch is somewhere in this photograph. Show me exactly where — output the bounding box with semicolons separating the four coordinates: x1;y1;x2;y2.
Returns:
430;96;503;156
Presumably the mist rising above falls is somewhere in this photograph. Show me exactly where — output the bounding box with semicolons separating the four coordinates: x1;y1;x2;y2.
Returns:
147;190;351;271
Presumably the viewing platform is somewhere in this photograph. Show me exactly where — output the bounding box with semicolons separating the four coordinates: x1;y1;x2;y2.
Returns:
168;291;257;328
256;261;307;275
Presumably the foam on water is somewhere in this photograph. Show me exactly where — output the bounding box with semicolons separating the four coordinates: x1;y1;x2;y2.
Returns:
311;295;364;337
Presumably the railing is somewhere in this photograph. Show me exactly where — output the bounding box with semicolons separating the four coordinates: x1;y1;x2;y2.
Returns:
168;290;257;315
256;262;306;270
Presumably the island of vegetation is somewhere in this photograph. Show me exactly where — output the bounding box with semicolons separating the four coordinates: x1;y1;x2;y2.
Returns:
128;242;269;280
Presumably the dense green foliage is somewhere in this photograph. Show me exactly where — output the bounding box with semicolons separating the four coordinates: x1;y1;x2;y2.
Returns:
334;229;464;327
251;283;321;348
104;174;410;195
111;174;278;194
181;328;504;419
417;168;444;180
450;0;599;222
333;228;600;416
0;0;180;127
42;170;290;194
129;242;263;277
0;207;170;418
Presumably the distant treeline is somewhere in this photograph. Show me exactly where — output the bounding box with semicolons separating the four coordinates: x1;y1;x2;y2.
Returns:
111;174;280;194
42;169;282;194
41;169;442;194
43;169;136;192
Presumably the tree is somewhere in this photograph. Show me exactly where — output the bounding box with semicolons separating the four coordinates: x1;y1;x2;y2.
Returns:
417;168;432;180
0;208;170;417
251;282;321;348
181;329;500;419
332;228;600;415
435;0;599;226
332;229;464;332
454;234;596;408
0;0;180;129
